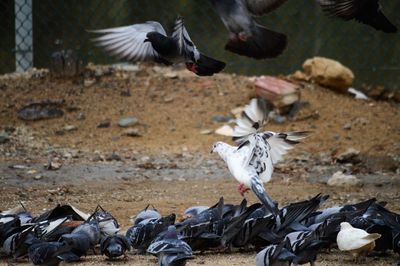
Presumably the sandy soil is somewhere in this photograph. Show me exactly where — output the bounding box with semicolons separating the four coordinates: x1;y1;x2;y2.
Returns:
0;65;399;265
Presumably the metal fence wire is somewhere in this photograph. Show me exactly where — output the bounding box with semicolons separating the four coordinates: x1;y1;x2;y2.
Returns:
1;0;399;89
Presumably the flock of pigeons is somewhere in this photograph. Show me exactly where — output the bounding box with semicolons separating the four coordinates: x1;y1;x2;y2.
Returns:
0;195;400;265
91;0;397;76
1;0;398;265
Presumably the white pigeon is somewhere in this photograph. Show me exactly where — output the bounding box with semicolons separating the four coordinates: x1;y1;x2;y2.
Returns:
336;222;381;258
212;98;309;216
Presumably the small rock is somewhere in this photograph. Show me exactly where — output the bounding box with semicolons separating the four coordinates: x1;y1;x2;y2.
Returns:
327;171;361;187
118;117;138;127
97;120;111;128
231;107;244;118
122;128;142;137
0;131;10;144
335;148;360;163
212;115;232;123
84;78;96;87
164;72;178;79
106;152;122;161
77;112;86;120
46;161;62;171
34;174;43;180
343;122;352;130
9;165;28;170
164;96;174;103
64;125;77;132
200;129;213;135
215;125;234;137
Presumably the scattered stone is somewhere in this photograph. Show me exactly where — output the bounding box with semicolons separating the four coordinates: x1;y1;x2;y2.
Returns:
164;96;174;103
97;120;111;128
118;117;138;127
77;112;86;120
106;152;122;161
343;122;352;130
215;125;234;137
302;57;354;92
230;107;244;118
84;78;96;87
212;115;232;123
9;165;28;170
200;129;213;135
64;125;77;132
46;161;62;171
163;71;178;79
327;171;361;187
122;128;142;137
334;148;360;163
121;89;131;97
0;131;10;144
18;101;64;121
348;88;369;100
34;174;43;180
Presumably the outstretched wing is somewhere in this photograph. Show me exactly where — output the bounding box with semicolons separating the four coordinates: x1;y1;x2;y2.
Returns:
90;21;166;61
171;17;200;62
246;0;289;16
262;131;309;164
233;98;271;144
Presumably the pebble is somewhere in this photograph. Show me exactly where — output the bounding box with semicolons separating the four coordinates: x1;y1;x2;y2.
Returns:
212;115;232;123
164;96;174;103
122;128;142;137
97;120;111;128
106;152;122;161
200;129;213;135
343;122;352;130
34;174;43;180
335;148;360;163
118;117;138;127
0;131;10;144
77;112;86;120
64;125;77;132
327;171;361;187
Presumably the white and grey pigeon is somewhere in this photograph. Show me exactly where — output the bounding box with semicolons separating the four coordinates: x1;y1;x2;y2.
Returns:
212;98;309;216
90;17;226;76
209;0;288;59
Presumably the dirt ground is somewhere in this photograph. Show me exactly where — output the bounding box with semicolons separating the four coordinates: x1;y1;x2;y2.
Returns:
0;64;399;265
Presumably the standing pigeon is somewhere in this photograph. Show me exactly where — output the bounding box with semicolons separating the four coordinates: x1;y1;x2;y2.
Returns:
212;98;309;216
209;0;288;59
91;17;225;76
147;225;194;266
336;222;381;258
317;0;397;33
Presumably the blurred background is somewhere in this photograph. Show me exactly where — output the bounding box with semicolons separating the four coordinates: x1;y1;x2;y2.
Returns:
1;0;399;88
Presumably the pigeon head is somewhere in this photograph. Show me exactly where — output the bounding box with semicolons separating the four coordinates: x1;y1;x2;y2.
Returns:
165;225;178;239
211;141;224;154
340;222;353;230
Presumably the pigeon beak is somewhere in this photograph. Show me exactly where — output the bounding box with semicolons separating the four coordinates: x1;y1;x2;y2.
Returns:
210;148;214;154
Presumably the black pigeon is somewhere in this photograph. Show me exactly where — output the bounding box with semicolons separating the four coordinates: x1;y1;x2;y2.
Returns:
147;225;194;266
91;17;225;76
256;241;296;266
317;0;397;33
126;214;176;253
2;225;35;259
100;234;130;259
59;219;101;260
209;0;288;59
28;241;77;266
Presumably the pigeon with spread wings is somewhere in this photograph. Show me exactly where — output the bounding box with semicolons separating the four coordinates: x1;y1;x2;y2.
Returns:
90;17;225;76
317;0;397;33
212;98;309;216
209;0;288;59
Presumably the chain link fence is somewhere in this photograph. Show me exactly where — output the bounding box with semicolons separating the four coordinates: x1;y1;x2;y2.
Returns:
1;0;399;89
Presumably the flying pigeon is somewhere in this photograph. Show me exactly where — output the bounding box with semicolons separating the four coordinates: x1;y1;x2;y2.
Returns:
100;234;131;259
209;0;288;59
91;17;226;76
336;222;381;258
147;225;194;266
212;98;309;216
317;0;397;33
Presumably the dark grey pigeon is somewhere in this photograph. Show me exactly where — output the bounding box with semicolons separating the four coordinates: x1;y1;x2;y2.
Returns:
147;225;194;266
100;234;131;259
256;241;296;266
91;17;225;76
28;241;77;266
317;0;397;33
209;0;288;59
126;214;176;253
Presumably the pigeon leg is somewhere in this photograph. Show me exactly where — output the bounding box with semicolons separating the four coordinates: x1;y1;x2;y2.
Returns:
237;183;250;197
